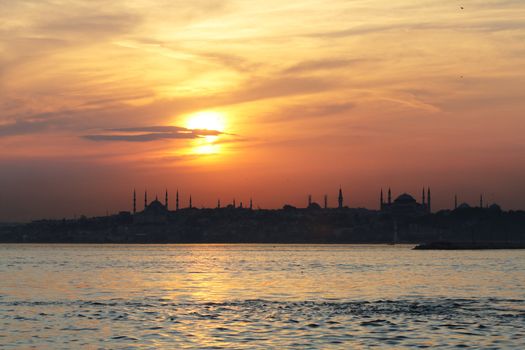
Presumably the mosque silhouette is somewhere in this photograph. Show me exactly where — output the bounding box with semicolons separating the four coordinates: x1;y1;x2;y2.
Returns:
129;187;491;225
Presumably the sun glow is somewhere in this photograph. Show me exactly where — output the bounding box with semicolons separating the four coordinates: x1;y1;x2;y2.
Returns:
185;111;226;156
193;143;220;155
186;111;226;132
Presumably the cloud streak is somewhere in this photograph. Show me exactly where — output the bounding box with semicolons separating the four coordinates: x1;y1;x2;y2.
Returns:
83;125;224;142
306;20;525;40
282;59;365;74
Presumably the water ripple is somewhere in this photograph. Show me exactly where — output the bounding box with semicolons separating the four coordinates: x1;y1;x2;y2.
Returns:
1;297;524;348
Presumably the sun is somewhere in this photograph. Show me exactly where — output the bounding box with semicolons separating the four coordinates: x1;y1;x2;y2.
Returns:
184;111;227;156
186;111;225;132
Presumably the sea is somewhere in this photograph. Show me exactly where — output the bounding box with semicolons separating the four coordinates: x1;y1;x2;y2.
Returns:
1;244;524;349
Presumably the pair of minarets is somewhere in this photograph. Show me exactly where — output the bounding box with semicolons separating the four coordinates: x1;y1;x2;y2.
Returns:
453;194;484;210
379;188;392;209
308;187;344;209
421;187;431;213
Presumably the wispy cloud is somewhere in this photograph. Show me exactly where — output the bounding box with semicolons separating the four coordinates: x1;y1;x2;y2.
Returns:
83;125;224;142
282;59;365;74
306;20;525;40
0;119;52;137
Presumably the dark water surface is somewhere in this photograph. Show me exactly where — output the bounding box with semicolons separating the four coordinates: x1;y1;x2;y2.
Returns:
1;244;524;349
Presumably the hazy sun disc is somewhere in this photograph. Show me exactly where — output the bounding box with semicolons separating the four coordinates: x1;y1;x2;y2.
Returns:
186;111;225;132
184;111;226;156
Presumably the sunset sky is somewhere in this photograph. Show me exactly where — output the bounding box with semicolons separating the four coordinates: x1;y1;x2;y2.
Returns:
1;0;524;221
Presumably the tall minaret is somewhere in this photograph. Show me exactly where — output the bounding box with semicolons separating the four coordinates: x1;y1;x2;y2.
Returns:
338;187;343;209
165;189;168;209
324;195;328;209
189;195;192;209
176;190;179;211
249;198;253;210
308;195;312;207
454;194;458;210
422;187;426;206
133;189;136;214
380;188;384;210
144;190;148;209
388;188;392;205
427;187;431;213
233;198;236;208
480;194;483;208
217;199;221;209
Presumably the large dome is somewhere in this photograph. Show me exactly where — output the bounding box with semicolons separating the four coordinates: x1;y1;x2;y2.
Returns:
394;193;417;204
147;199;167;211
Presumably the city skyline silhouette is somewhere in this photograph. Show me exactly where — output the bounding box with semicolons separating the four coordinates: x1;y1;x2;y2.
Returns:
1;2;524;221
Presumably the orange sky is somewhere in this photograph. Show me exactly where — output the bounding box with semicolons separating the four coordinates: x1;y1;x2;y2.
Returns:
1;1;524;221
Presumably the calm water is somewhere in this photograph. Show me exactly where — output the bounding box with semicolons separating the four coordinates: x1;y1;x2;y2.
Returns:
1;244;524;349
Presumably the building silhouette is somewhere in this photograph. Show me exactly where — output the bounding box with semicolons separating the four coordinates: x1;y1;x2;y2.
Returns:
129;186;462;222
133;189;136;214
134;194;170;224
380;187;431;217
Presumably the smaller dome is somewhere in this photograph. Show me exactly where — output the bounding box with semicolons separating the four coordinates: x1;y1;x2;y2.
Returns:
394;193;416;204
308;202;322;210
457;202;471;209
489;203;502;211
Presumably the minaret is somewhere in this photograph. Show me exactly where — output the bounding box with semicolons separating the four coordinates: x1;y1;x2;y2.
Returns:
239;201;243;209
380;188;384;210
454;194;458;210
189;195;192;209
388;188;392;205
324;195;328;209
480;194;483;208
308;195;312;207
338;187;343;208
233;198;236;208
427;187;431;213
133;189;136;214
176;190;179;211
422;187;426;206
165;189;168;209
217;199;221;209
249;198;253;210
144;190;148;209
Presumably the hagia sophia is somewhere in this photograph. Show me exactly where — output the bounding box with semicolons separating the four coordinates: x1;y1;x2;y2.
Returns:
380;188;431;216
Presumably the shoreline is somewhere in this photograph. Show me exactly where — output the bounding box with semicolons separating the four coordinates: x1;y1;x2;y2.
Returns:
413;241;525;250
